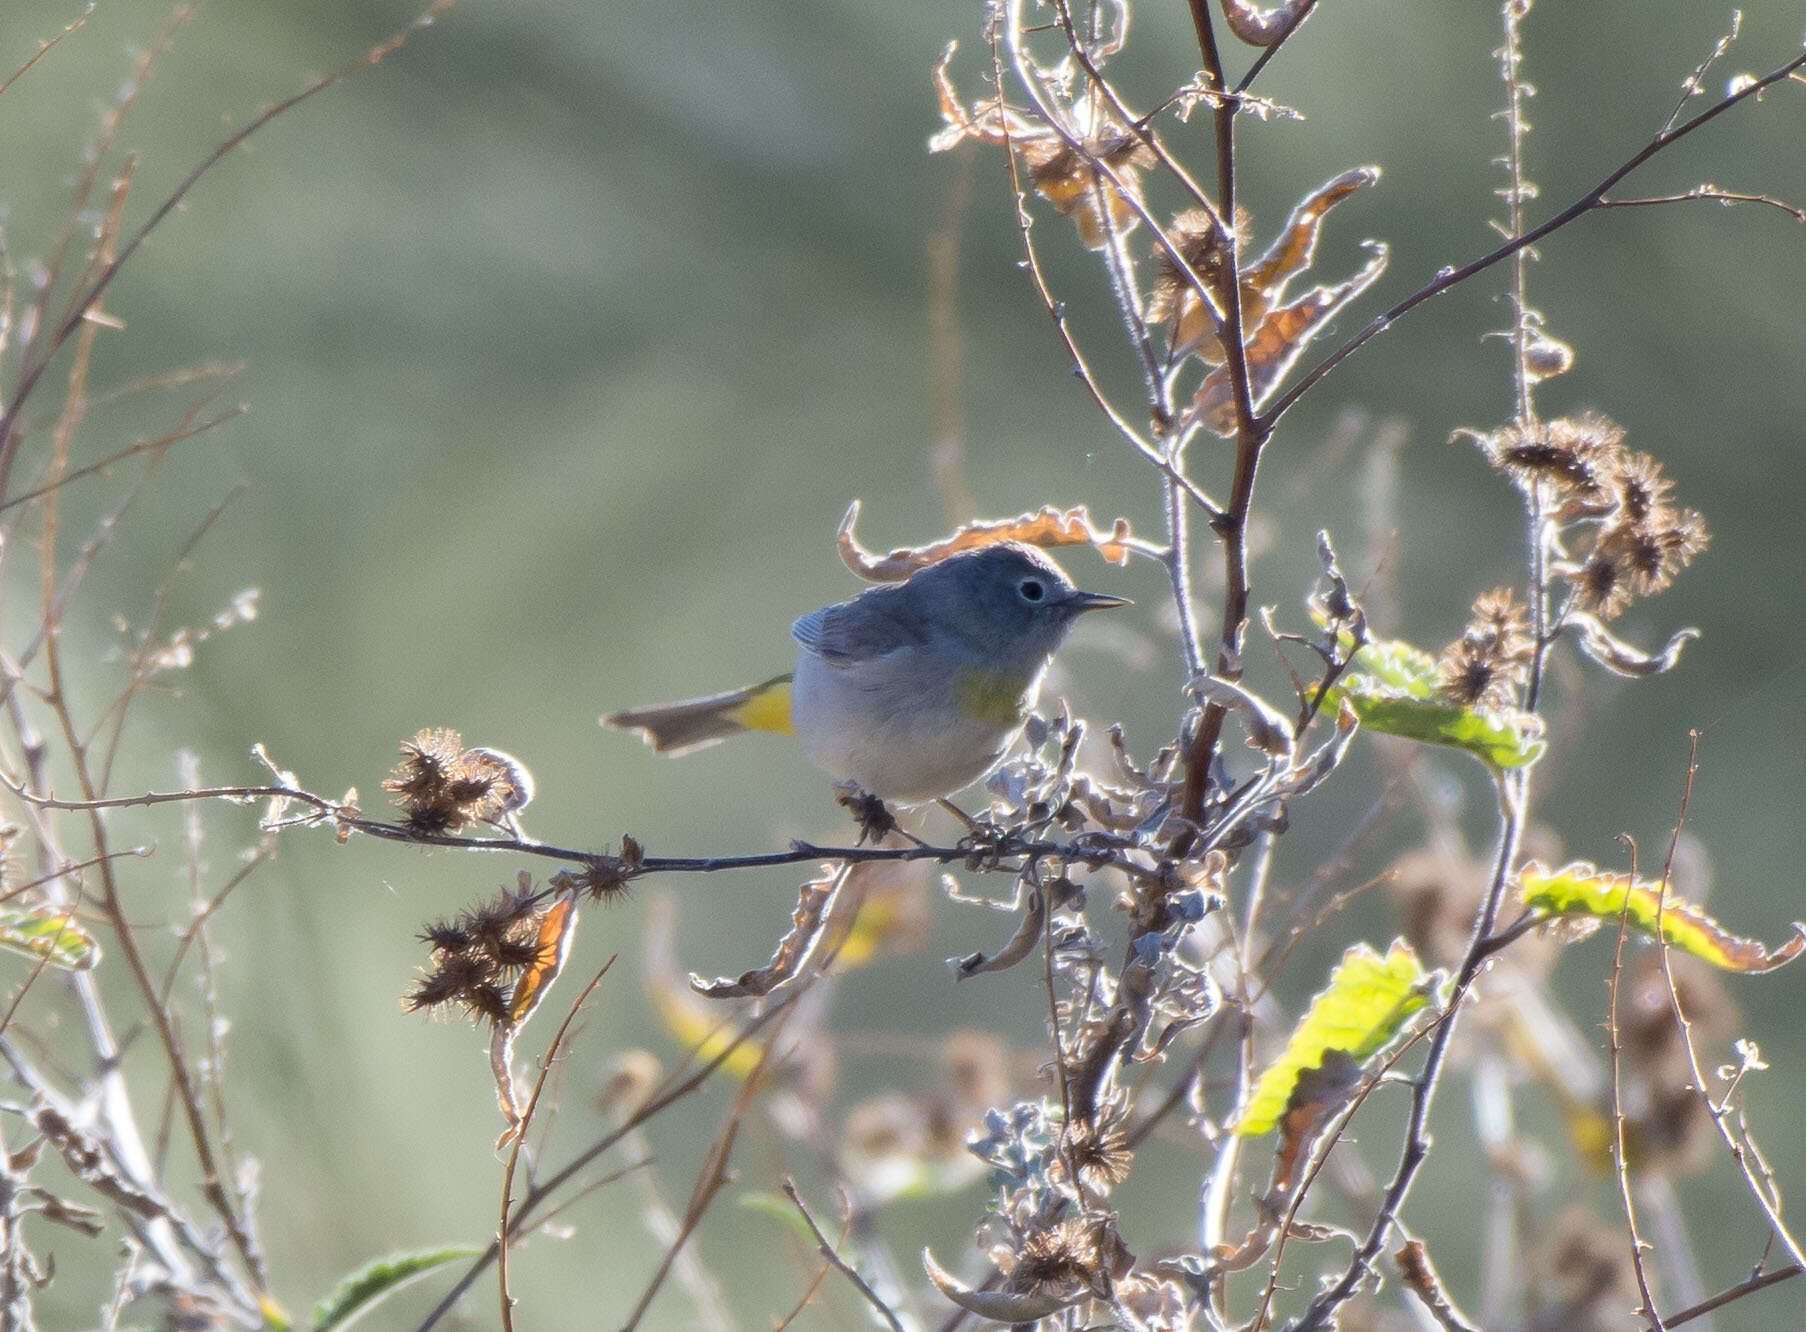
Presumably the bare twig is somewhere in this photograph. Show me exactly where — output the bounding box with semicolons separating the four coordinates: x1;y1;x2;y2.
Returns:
782;1180;908;1332
1607;836;1666;1330
1651;735;1806;1274
1261;46;1806;431
1598;186;1806;223
498;961;615;1332
1662;1263;1803;1328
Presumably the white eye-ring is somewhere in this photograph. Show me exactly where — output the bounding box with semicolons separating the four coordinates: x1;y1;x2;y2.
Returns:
1018;577;1046;603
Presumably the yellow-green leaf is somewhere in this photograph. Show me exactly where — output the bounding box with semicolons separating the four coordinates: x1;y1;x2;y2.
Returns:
1520;862;1806;974
1320;635;1544;769
1235;940;1433;1136
307;1246;480;1331
0;908;100;971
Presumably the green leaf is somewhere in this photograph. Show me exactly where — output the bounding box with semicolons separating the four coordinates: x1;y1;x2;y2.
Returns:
307;1247;480;1331
1320;634;1544;769
738;1190;815;1242
1235;940;1434;1136
1520;862;1806;974
0;907;100;970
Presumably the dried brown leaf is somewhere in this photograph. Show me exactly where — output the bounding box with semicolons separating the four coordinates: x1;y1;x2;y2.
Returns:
837;500;1134;582
690;864;846;998
951;887;1046;979
1191;240;1389;435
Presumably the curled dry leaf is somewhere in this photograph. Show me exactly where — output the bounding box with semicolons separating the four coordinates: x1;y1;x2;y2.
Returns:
1278;697;1359;799
1187;674;1295;757
1218;0;1316;46
1567;612;1699;677
1159;168;1379;365
837;499;1135;583
930;46;1154;249
690;863;847;998
950;887;1046;979
921;1247;1086;1324
507;892;579;1023
32;1105;163;1221
1192;240;1390;435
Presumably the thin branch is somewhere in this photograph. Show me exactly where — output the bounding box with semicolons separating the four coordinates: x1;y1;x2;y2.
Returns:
1651;735;1806;1274
1607;836;1666;1330
1662;1263;1802;1328
0;401;243;514
0;770;1155;883
1598;186;1806;223
1233;0;1320;94
499;961;615;1332
412;994;802;1331
781;1180;907;1332
0;6;93;101
1393;1232;1480;1332
0;0;457;487
1260;45;1806;431
618;1016;792;1331
1290;775;1528;1331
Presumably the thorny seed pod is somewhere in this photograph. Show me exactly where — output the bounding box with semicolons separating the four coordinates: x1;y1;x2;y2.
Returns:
1061;1113;1134;1194
382;729;539;834
1476;413;1626;510
1434;587;1533;709
404;881;552;1025
1567;506;1708;619
1019;127;1157;249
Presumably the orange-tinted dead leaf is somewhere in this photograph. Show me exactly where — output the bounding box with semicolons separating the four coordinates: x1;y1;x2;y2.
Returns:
1192;240;1388;435
838;500;1135;582
507;893;578;1023
1158;169;1379;367
929;50;1152;248
1243;168;1380;305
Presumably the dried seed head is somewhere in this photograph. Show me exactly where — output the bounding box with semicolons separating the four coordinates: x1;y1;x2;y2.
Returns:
1011;1217;1102;1296
550;851;636;903
404;884;551;1025
1568;542;1634;620
1478;413;1625;506
382;730;537;833
1018;126;1157;248
1063;1114;1134;1193
1569;506;1709;617
1610;452;1674;526
1148;209;1235;323
1434;587;1533;708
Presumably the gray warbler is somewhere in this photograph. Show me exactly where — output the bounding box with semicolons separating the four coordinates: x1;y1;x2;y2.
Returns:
602;542;1127;803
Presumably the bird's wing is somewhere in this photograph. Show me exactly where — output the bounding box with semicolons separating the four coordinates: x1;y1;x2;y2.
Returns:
791;587;926;665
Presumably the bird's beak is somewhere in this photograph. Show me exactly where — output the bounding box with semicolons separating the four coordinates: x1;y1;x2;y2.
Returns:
1065;589;1132;613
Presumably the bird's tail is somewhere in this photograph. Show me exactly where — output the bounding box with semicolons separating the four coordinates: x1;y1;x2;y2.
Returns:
601;674;794;755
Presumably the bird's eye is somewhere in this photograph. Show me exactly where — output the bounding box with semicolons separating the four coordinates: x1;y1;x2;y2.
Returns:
1018;577;1045;603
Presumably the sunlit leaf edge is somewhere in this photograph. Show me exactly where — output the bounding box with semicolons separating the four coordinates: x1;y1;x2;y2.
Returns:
1235;940;1434;1136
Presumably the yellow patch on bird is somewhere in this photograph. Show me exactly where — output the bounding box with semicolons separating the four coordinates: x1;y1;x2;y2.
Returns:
955;667;1035;729
724;677;795;735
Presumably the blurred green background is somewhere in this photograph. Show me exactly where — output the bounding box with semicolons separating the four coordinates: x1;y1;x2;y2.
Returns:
3;0;1804;1325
